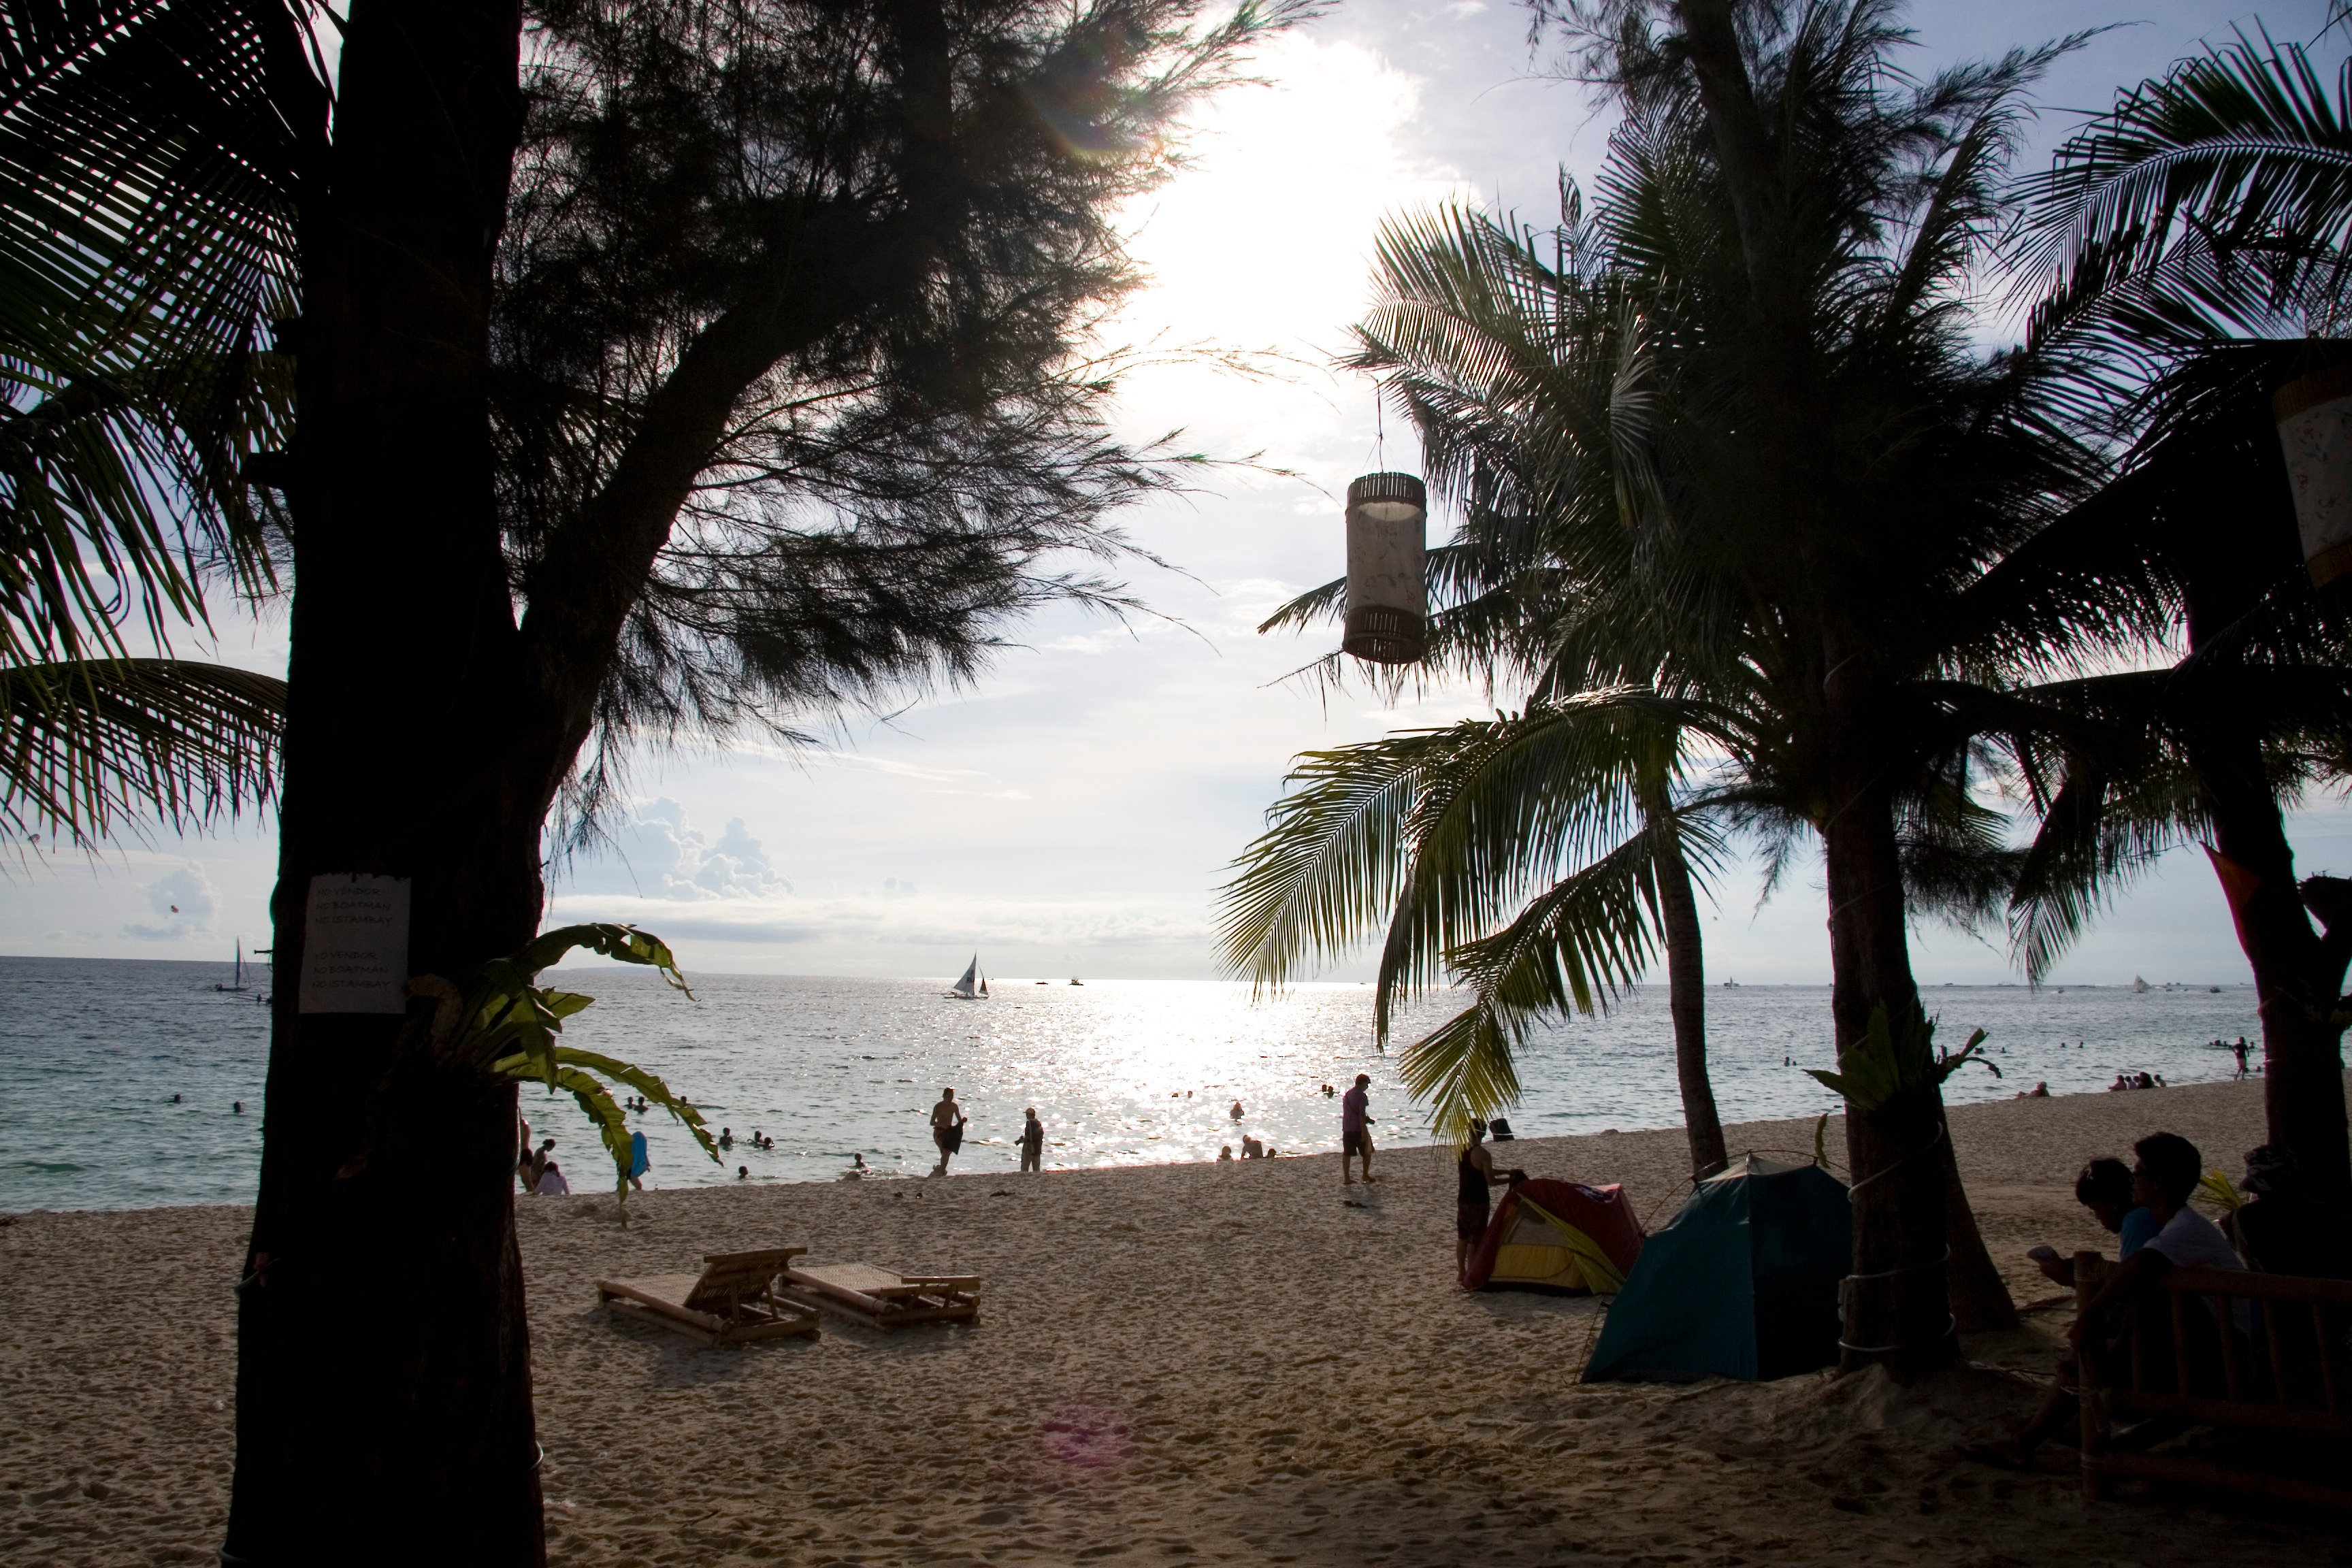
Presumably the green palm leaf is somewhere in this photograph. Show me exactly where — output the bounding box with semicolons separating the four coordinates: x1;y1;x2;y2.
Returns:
2018;25;2352;354
1217;726;1459;987
0;656;283;845
0;0;318;666
1399;816;1720;1138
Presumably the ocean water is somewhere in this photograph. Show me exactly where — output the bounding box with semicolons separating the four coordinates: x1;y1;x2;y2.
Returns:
0;956;2264;1210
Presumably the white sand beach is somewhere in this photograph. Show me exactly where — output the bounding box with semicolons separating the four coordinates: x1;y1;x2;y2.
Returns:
2;1075;2330;1567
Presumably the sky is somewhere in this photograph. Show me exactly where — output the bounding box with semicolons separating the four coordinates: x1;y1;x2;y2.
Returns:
7;0;2349;986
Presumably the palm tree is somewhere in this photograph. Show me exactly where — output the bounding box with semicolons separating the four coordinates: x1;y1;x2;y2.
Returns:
1231;99;2084;1357
1;658;286;846
1226;199;1733;1181
0;0;316;844
1991;344;2352;1199
2005;24;2352;1196
1222;688;1736;1177
1269;0;2166;1371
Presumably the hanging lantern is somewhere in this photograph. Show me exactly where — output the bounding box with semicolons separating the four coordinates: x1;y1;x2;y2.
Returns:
1341;471;1427;664
2274;364;2352;588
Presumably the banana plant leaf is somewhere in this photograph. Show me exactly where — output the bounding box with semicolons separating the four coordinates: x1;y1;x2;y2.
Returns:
429;923;715;1207
1806;1004;1995;1113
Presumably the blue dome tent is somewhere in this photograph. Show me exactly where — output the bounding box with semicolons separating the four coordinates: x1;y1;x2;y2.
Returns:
1583;1155;1852;1384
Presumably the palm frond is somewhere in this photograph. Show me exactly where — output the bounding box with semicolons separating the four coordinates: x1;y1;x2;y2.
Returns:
2016;25;2352;359
1367;689;1702;1038
1399;815;1720;1137
0;0;320;664
0;657;284;847
1215;728;1458;988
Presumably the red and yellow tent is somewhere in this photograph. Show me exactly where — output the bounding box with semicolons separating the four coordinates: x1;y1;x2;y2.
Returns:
1461;1178;1645;1294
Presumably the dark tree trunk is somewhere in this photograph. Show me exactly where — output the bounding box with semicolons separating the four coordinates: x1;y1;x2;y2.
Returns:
1936;1106;2016;1334
226;1;542;1563
2175;451;2352;1205
1820;753;1958;1378
2191;714;2352;1203
1673;0;2014;1365
1653;807;1727;1179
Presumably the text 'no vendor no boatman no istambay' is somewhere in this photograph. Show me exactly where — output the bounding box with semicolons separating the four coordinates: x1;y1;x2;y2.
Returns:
297;874;412;1014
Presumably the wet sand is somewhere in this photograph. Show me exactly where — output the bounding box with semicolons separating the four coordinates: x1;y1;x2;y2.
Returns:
3;1073;2332;1567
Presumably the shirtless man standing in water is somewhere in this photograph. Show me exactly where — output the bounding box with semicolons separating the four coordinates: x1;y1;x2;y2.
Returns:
930;1088;968;1175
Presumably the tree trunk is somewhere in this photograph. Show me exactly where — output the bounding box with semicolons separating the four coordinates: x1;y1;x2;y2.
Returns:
2192;717;2352;1203
1653;806;1727;1179
1820;756;1960;1378
1936;1106;2017;1333
226;2;542;1563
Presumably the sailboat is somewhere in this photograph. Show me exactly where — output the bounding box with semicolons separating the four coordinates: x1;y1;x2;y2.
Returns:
2132;975;2150;994
945;954;991;1000
215;938;250;993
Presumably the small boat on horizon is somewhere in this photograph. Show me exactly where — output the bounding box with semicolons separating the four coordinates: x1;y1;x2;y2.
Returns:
2132;975;2150;994
945;954;990;1000
215;939;252;993
1070;978;1083;986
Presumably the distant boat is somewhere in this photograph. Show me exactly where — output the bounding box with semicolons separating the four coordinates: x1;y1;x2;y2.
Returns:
946;955;990;1000
1721;977;1741;987
2132;975;2150;994
1070;978;1083;986
215;939;251;993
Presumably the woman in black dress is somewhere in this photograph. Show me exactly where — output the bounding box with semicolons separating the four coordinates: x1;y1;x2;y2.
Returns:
1456;1120;1510;1271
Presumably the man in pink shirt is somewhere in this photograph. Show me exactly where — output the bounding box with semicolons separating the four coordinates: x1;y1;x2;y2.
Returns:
1341;1073;1375;1184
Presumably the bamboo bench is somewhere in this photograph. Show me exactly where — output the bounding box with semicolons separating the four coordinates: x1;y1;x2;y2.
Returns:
781;1260;980;1329
2074;1249;2352;1509
597;1247;821;1348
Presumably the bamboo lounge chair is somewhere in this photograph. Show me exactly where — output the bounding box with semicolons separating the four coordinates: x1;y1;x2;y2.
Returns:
781;1260;981;1329
596;1247;821;1347
2074;1250;2352;1510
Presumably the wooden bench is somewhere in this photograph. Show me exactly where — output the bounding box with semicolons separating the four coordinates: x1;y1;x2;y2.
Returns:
781;1260;980;1329
2074;1249;2352;1509
597;1247;821;1348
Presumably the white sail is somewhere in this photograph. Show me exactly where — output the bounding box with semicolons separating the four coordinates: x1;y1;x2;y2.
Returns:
949;955;980;999
2132;975;2149;994
216;937;248;993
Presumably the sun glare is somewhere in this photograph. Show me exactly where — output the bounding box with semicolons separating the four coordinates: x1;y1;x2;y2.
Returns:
1105;34;1473;475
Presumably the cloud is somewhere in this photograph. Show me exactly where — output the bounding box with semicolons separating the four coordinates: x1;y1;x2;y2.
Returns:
544;889;1215;953
563;799;790;901
124;864;216;941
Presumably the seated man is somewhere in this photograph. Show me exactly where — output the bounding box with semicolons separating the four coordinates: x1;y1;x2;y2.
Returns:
1968;1135;2236;1470
2027;1157;2157;1290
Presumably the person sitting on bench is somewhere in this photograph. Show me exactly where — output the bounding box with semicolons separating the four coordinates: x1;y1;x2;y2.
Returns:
1967;1133;2240;1470
2028;1158;2157;1290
